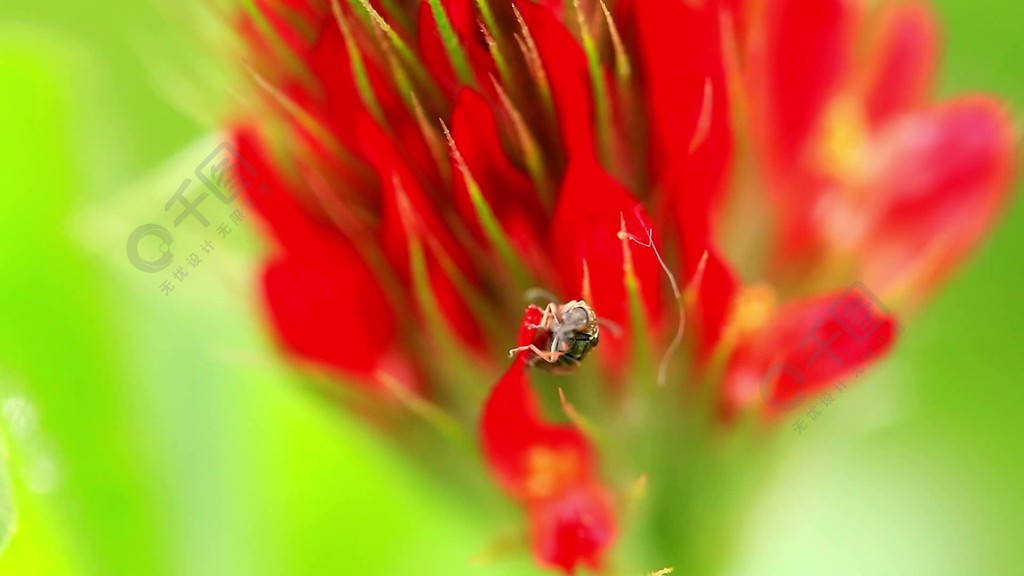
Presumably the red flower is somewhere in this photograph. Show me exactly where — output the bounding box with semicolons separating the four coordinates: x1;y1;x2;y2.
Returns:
481;306;616;573
743;0;1016;296
226;0;1016;571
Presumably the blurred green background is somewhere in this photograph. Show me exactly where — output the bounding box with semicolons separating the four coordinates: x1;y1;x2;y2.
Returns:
0;1;1021;575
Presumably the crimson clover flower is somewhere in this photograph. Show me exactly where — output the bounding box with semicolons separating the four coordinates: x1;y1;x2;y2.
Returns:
227;0;1015;572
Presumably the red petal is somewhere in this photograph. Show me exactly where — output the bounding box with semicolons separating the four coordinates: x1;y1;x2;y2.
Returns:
861;3;939;127
752;0;859;168
515;1;596;160
261;242;398;383
723;286;897;416
631;0;734;280
633;0;721;183
358;114;471;276
234;127;346;252
862;97;1016;292
748;0;862;261
234;128;409;387
528;483;617;574
481;308;618;572
480;342;593;499
449;89;547;260
532;0;565;12
244;0;325;58
549;157;662;361
672;75;733;279
307;12;443;197
305;14;373;153
417;0;476;96
355;115;486;351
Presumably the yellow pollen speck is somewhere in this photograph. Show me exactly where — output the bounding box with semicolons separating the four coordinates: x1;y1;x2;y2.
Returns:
630;473;648;501
723;283;778;343
816;96;870;184
523;446;583;501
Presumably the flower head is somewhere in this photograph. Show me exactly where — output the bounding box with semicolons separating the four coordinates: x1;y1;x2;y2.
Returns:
228;0;1016;571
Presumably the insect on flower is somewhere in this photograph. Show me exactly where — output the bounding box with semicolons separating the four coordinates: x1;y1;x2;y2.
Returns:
229;0;1017;571
508;299;600;372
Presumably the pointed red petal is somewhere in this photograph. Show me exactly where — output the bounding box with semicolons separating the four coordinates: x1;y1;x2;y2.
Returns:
357;113;472;277
549;157;662;360
233;127;409;388
417;0;477;95
481;308;618;572
261;242;399;384
307;11;443;195
723;287;897;416
234;127;347;252
753;0;859;167
480;340;592;497
862;97;1016;293
677;75;734;273
747;0;862;261
355;115;486;351
631;0;734;279
516;0;596;160
861;3;939;127
449;89;547;261
244;0;325;58
306;14;377;153
633;0;722;185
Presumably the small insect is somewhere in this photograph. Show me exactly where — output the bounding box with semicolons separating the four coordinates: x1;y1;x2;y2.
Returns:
508;299;600;372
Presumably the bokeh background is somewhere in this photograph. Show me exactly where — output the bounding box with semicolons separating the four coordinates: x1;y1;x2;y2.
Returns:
0;1;1021;575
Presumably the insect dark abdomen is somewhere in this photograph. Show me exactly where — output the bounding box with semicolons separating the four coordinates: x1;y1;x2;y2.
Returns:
544;333;599;372
567;332;598;360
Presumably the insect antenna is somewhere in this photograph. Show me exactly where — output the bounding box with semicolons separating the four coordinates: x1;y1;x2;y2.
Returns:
597;317;624;338
617;210;702;387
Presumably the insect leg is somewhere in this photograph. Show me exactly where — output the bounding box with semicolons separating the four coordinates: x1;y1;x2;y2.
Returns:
507;344;564;364
527;302;560;331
